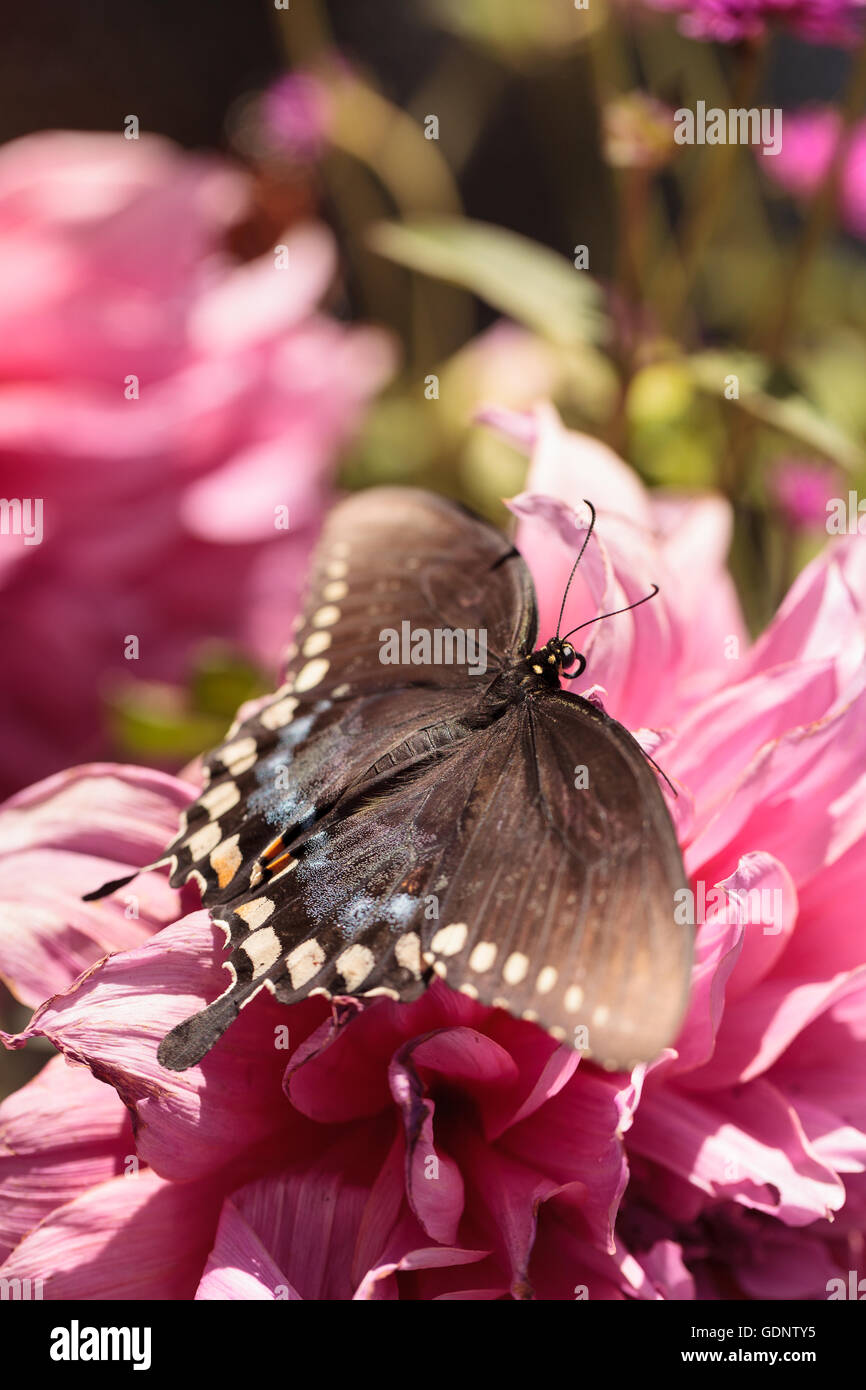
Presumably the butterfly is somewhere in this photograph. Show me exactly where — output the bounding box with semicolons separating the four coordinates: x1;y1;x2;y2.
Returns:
88;487;692;1072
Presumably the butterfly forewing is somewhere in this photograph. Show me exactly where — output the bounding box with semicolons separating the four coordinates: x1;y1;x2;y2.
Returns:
160;486;535;907
281;485;536;697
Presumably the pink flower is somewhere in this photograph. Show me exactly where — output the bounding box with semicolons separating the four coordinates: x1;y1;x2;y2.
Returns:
760;107;866;240
259;74;333;163
642;0;865;44
770;457;844;530
0;132;393;797
2;405;865;1299
495;405;866;1295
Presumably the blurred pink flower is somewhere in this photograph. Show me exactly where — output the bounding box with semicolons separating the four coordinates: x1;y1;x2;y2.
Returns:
2;406;865;1299
770;457;844;529
0;131;394;796
259;74;333;163
642;0;864;43
760;107;866;239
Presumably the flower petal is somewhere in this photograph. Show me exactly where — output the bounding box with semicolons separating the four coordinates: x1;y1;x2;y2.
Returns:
0;764;192;1006
0;1166;224;1299
3;911;326;1183
0;1054;132;1262
630;1077;845;1225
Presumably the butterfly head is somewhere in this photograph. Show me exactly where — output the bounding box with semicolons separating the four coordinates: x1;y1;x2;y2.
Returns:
526;638;587;687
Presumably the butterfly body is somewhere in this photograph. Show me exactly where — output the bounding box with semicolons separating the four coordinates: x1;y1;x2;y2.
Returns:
520;638;583;687
114;487;693;1073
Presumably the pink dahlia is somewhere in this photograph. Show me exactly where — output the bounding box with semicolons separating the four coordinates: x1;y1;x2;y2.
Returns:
2;404;865;1299
0;132;393;797
760;107;866;240
642;0;865;44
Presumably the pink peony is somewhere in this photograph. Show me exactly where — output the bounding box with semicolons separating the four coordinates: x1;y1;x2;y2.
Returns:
642;0;865;44
2;404;865;1299
760;107;866;240
0;132;393;798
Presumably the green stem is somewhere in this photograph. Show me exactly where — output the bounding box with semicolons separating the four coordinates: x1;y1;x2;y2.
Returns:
658;36;767;339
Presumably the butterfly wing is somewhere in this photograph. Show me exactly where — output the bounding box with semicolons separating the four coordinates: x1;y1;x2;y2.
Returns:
151;486;689;1073
154;487;541;1066
279;484;536;698
159;687;690;1073
505;689;692;1068
160;486;536;902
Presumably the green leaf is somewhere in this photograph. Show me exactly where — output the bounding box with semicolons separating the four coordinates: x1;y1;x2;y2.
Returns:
689;351;865;472
738;392;864;472
107;683;228;762
370;218;607;348
190;645;269;719
432;0;599;55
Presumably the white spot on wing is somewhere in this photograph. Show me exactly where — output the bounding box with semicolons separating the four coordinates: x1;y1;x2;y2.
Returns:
219;737;258;776
260;696;299;731
303;631;332;658
235;897;275;930
295;658;330;692
536;966;558;995
564;986;584;1014
311;604;340;629
395;931;422;977
187;822;222;861
200;781;240;821
242;925;282;977
287;938;326;989
336;943;375;990
469;942;497;973
431;922;468;957
503;952;529;985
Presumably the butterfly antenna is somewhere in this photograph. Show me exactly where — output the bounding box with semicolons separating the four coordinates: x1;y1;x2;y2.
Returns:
562;584;660;641
555;500;596;639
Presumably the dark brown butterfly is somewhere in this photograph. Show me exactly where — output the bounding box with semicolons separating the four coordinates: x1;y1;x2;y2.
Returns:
88;488;692;1071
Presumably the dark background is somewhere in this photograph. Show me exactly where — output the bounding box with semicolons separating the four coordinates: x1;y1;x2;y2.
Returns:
0;0;850;272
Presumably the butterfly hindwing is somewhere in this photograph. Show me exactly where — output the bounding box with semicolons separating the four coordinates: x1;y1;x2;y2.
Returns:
158;694;689;1073
418;690;691;1068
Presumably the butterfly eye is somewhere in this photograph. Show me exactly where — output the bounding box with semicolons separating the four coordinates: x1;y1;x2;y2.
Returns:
560;644;576;668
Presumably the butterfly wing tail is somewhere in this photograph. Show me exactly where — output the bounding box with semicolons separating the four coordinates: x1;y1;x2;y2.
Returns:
156;986;253;1071
82;856;174;902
